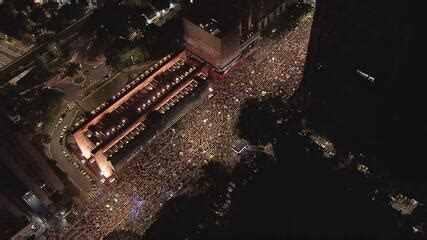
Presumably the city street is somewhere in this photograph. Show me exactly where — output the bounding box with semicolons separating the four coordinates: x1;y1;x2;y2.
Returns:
48;105;93;196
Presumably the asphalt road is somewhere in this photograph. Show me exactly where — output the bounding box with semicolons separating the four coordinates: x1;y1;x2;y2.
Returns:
48;106;93;196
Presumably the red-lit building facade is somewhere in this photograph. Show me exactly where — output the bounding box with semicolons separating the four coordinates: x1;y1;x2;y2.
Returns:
72;51;209;182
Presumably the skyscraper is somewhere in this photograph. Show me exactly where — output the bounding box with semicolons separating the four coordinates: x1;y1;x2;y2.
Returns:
183;0;241;72
0;116;65;217
0;170;31;239
297;0;427;198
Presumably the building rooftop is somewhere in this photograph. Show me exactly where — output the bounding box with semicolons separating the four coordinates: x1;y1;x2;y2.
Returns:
185;0;239;38
72;51;208;180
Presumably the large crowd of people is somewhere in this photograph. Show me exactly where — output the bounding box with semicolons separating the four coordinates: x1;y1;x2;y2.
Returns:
62;19;312;239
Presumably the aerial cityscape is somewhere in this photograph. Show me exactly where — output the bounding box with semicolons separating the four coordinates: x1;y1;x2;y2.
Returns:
0;0;426;239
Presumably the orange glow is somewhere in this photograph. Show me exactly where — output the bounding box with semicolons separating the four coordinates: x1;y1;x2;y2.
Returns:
73;129;94;159
94;152;114;178
71;51;202;181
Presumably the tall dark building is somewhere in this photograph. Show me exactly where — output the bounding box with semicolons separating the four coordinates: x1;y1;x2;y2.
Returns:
0;116;65;218
0;173;31;239
183;0;241;72
298;0;427;199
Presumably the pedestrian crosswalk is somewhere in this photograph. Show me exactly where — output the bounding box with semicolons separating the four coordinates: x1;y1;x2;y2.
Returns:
87;187;102;200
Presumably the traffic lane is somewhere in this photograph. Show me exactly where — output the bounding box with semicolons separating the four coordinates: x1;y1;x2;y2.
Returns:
50;108;92;194
51;110;92;193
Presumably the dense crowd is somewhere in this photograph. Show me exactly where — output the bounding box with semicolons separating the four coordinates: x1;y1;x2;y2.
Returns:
62;20;312;239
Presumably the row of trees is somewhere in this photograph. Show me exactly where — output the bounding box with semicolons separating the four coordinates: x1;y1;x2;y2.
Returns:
81;1;183;70
0;85;64;133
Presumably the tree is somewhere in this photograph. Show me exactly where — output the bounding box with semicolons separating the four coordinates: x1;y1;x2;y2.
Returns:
237;97;290;145
150;0;171;10
30;6;47;24
34;55;51;77
202;160;229;193
8;0;33;11
43;2;59;12
65;62;81;76
0;3;17;34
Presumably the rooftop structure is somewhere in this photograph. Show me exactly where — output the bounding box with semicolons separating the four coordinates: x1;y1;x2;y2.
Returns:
230;139;250;155
72;51;208;182
183;16;240;72
187;13;233;39
390;194;418;215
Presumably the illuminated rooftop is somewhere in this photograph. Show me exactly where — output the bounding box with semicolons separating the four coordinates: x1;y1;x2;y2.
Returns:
72;51;208;181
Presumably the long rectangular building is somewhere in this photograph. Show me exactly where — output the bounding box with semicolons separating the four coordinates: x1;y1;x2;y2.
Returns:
72;51;208;182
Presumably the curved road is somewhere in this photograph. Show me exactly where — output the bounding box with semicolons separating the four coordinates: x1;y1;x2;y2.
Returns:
48;106;93;196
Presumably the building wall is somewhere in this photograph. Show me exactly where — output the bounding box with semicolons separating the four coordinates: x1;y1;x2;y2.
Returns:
220;26;241;69
183;18;241;71
183;18;222;68
0;193;29;239
0;116;64;210
296;0;427;197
